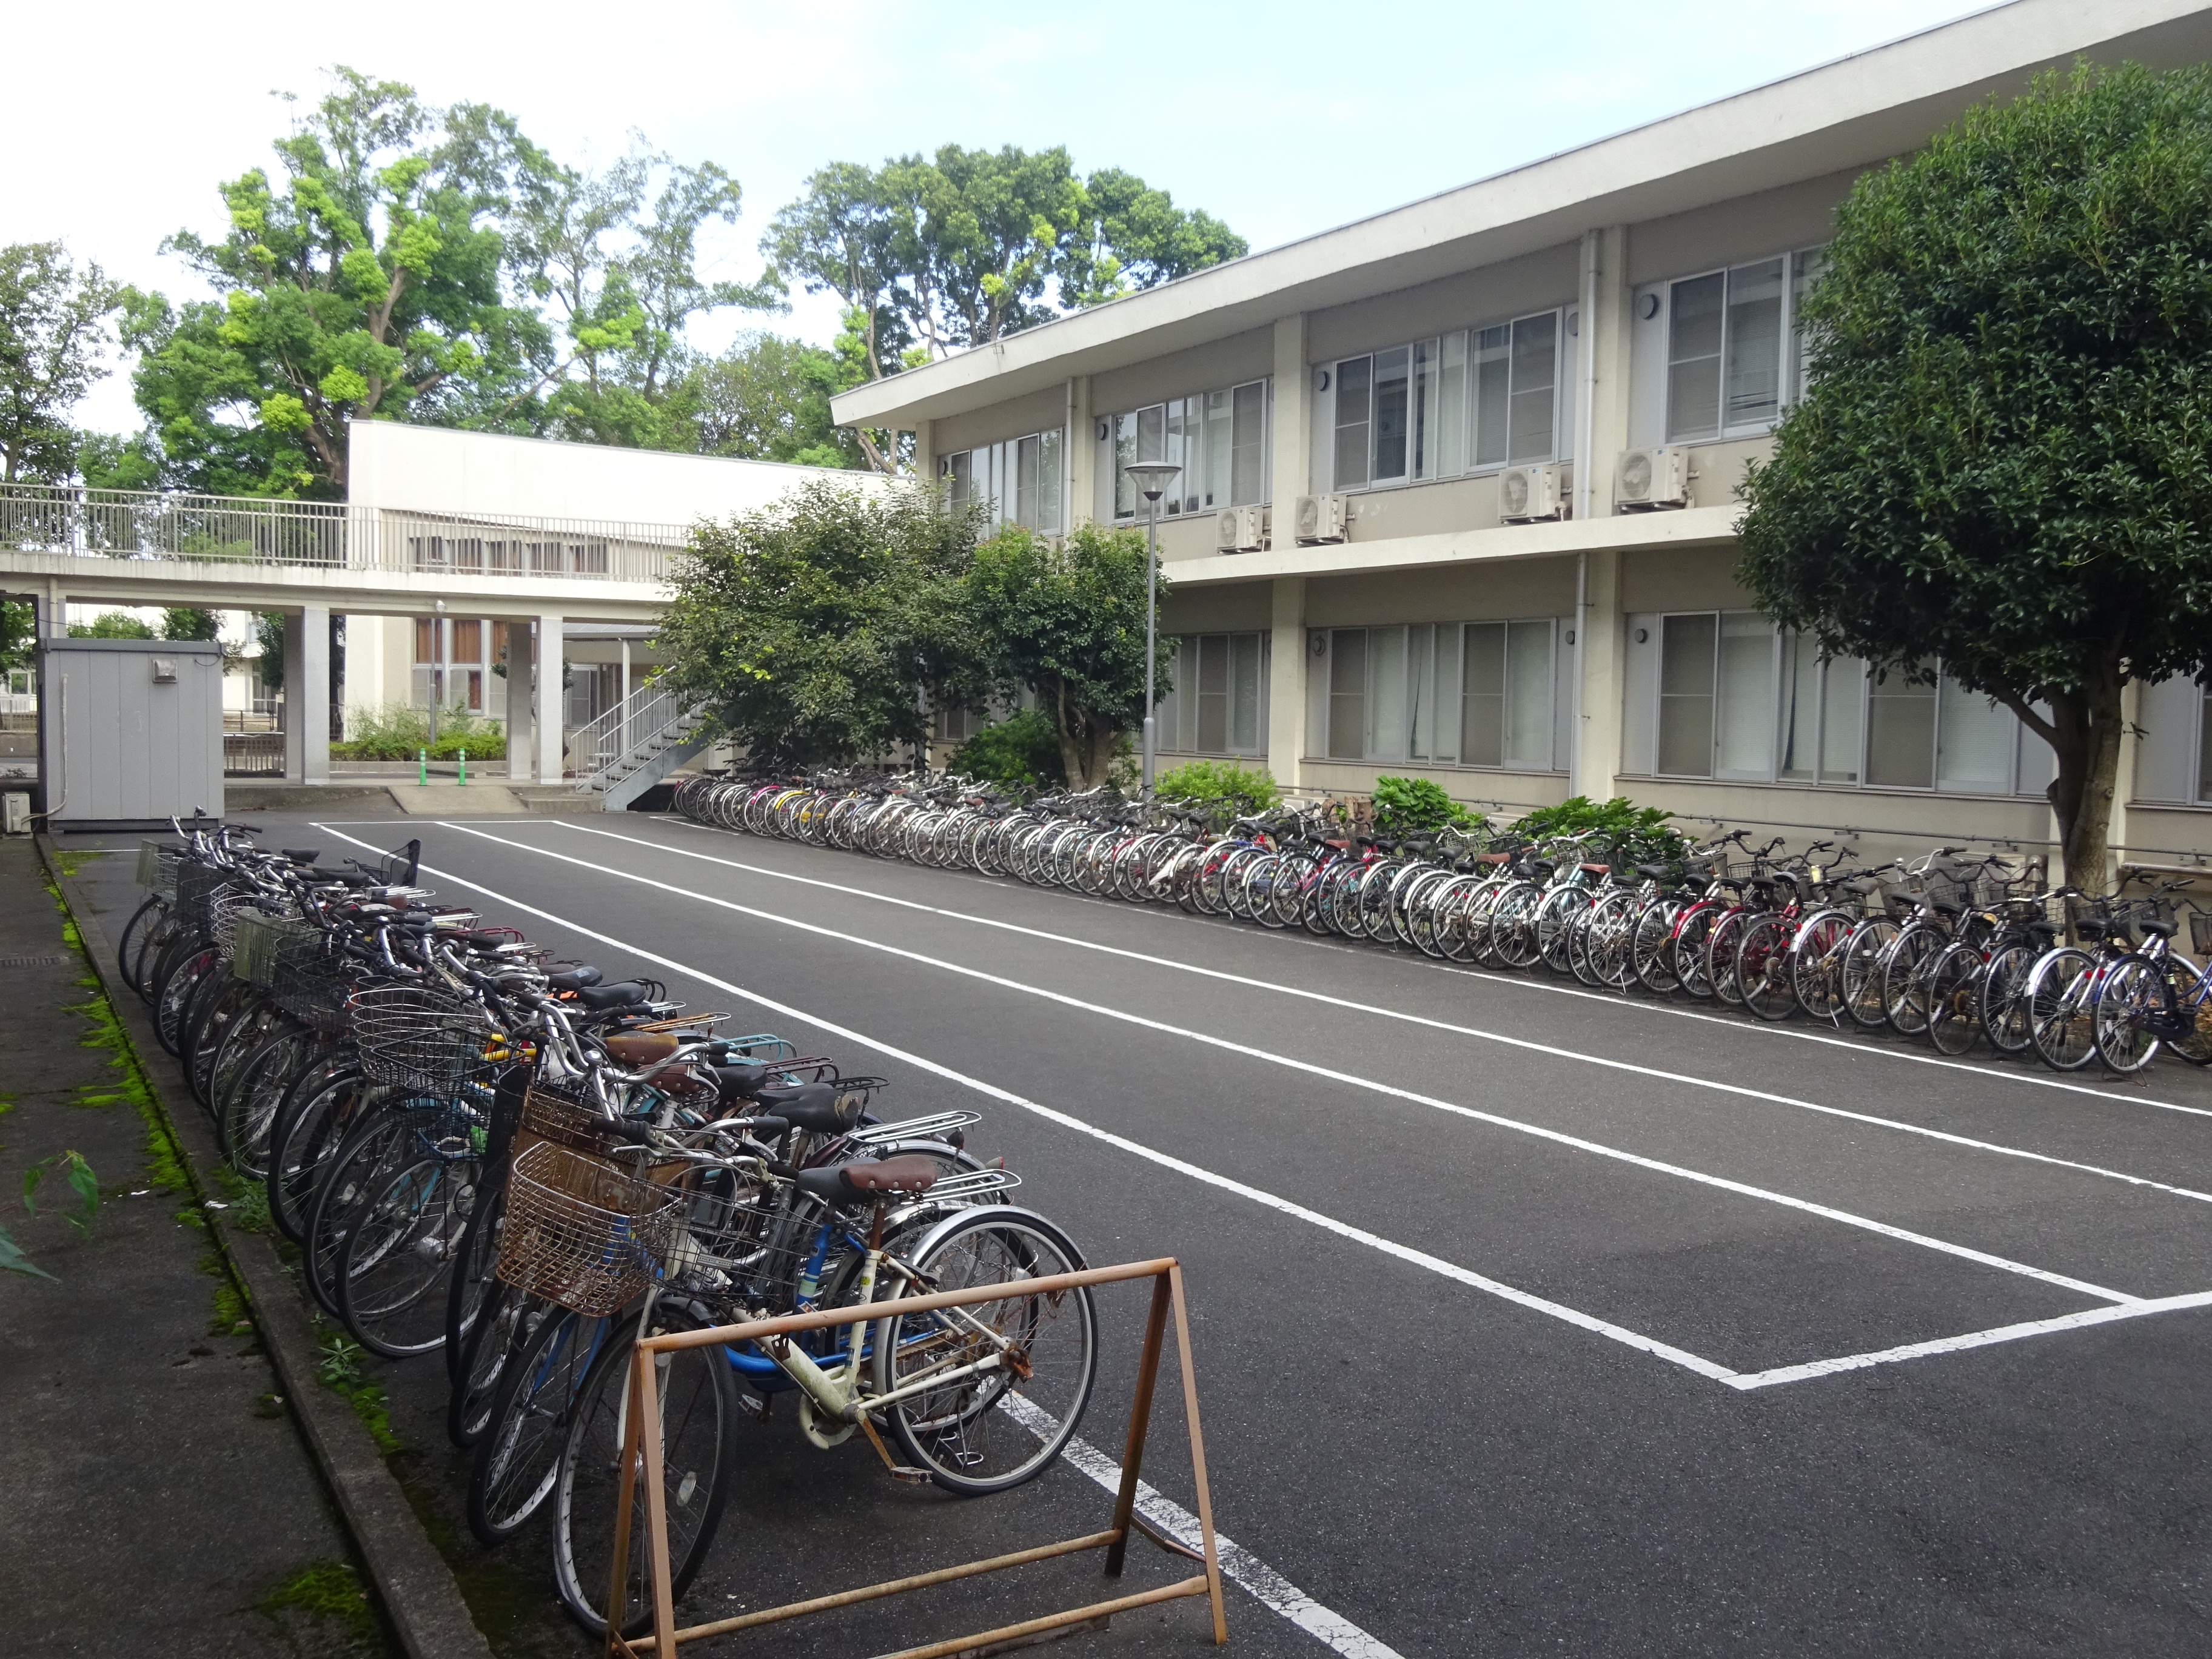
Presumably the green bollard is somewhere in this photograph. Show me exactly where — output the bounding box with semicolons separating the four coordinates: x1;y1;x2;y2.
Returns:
458;749;467;786
418;747;427;786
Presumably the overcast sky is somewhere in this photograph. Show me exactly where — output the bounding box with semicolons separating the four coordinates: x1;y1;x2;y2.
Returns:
10;0;1991;440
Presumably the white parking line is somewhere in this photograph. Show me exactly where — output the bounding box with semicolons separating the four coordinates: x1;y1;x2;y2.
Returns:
435;820;2150;1304
997;1393;1406;1659
566;819;2212;1196
312;823;2212;1387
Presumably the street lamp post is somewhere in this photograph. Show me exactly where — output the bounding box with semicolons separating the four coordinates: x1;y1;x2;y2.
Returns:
1122;462;1181;796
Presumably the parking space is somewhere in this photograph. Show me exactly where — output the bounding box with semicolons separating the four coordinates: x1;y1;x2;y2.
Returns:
71;814;2212;1656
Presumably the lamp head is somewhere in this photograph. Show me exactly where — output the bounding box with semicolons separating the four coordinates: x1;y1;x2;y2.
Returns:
1123;461;1181;503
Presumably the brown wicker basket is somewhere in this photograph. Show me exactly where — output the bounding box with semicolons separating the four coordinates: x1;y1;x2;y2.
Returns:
494;1139;684;1316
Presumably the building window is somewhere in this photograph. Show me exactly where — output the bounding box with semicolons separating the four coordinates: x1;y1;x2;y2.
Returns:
2201;682;2212;803
1158;632;1265;757
1108;381;1269;520
1317;621;1557;770
1648;611;2051;794
1666;249;1821;442
943;429;1064;534
1330;310;1560;492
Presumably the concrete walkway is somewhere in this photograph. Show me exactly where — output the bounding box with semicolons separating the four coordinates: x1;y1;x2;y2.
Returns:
0;838;395;1657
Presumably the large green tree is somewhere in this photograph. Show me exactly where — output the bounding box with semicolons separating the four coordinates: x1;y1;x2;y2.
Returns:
1737;62;2212;891
962;523;1173;790
660;333;856;468
0;243;121;483
127;70;548;497
657;481;982;766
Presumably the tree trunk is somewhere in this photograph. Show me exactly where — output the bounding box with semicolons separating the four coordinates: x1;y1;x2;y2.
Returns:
2002;669;2125;894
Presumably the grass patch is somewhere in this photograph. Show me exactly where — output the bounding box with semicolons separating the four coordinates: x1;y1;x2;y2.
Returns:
212;1276;253;1336
257;1560;378;1643
318;1336;403;1455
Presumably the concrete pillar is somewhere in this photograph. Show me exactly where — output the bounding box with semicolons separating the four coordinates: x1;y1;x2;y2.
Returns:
913;418;934;486
1266;576;1307;791
42;578;66;637
504;622;534;783
1269;315;1310;550
534;614;565;785
1065;377;1093;529
282;608;331;785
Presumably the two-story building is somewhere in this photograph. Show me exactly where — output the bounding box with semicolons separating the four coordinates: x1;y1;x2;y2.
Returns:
833;0;2212;865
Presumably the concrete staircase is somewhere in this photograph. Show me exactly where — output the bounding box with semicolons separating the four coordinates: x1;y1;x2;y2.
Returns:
566;680;713;811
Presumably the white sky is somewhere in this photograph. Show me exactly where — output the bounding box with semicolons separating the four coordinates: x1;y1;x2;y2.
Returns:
7;0;1991;440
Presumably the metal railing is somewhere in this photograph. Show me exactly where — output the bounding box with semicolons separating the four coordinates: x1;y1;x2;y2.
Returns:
0;482;688;586
565;675;699;789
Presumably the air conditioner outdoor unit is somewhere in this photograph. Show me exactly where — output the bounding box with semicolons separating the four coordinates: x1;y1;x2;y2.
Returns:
1294;493;1348;545
1615;446;1691;511
1498;464;1563;523
1216;505;1266;552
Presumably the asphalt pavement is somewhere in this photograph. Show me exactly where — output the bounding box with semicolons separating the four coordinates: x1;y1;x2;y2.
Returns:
65;809;2212;1658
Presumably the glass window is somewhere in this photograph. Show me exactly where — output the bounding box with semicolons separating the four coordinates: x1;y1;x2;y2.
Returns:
2200;683;2212;803
1231;381;1267;506
1461;624;1505;767
1328;629;1367;760
1196;634;1230;752
1372;349;1410;484
1039;429;1062;532
1667;273;1725;441
452;619;483;663
943;429;1065;533
1232;634;1262;751
1716;612;1775;779
1937;675;2015;794
1657;612;1718;777
1472;325;1510;469
1507;312;1558;463
1724;259;1785;429
1014;435;1041;529
1113;413;1137;518
1790;246;1826;407
1368;625;1409;760
1866;666;1937;789
1777;629;1820;783
1435;333;1466;481
1820;659;1864;785
1161;632;1264;756
1164;398;1195;515
1407;623;1435;760
1505;620;1555;769
1204;391;1233;509
415;618;436;664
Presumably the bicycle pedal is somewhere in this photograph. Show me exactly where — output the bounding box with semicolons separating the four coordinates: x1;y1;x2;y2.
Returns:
886;1465;931;1486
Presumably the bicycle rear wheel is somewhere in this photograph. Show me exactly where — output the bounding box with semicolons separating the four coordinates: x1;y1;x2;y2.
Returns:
1737;918;1798;1022
1882;923;1947;1036
1839;918;1899;1028
2028;948;2099;1071
1924;945;1984;1056
874;1208;1097;1496
2094;956;2165;1074
470;1308;611;1543
1978;942;2039;1054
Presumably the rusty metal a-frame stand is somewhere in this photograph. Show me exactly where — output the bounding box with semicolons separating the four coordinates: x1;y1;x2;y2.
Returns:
605;1256;1228;1657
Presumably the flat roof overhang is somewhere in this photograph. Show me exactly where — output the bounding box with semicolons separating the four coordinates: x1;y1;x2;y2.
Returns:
833;0;2212;432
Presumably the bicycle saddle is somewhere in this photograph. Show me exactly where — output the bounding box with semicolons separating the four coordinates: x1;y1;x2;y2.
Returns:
793;1154;940;1206
710;1060;770;1098
548;965;603;991
575;980;652;1010
754;1081;863;1135
281;848;322;865
604;1031;680;1067
2142;918;2177;939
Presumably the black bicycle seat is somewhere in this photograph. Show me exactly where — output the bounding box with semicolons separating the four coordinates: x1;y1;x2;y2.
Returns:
575;980;651;1009
281;848;321;865
710;1060;770;1098
548;965;604;991
2142;918;2177;939
754;1082;862;1135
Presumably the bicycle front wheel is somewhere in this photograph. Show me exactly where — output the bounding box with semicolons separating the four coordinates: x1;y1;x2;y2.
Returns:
1924;945;1984;1056
552;1301;739;1639
2094;956;2165;1075
1979;942;2039;1054
873;1208;1098;1496
2028;947;2099;1071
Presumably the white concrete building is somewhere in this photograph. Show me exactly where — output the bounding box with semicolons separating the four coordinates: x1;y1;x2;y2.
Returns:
834;0;2212;865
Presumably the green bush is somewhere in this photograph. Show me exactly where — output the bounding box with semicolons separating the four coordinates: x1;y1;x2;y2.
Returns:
335;703;503;761
1370;776;1478;835
1507;795;1693;866
947;709;1067;789
1155;759;1280;820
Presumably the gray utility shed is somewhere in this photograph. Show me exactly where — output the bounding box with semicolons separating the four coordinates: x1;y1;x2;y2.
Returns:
38;637;224;829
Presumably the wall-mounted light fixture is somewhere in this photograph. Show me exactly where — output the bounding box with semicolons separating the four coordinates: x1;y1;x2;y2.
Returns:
1637;292;1661;321
1634;626;1650;643
1313;367;1330;392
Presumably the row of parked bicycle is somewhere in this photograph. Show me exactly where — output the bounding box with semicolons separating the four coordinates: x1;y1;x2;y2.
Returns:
673;772;2212;1078
121;815;1094;1639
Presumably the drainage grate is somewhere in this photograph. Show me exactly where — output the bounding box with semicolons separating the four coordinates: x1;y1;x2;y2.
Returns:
0;953;69;968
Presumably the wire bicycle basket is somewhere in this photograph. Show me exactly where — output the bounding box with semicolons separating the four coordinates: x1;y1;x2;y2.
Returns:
495;1139;686;1316
350;984;496;1093
135;840;183;899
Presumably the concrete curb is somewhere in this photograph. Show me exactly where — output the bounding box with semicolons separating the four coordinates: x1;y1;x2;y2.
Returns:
38;838;497;1659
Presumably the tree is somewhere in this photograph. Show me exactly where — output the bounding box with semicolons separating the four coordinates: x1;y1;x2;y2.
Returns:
161;608;221;642
68;611;155;639
657;481;982;767
0;243;122;483
1;599;32;672
660;333;859;468
1737;62;2212;891
129;69;548;496
962;523;1173;789
1062;169;1247;307
255;613;286;691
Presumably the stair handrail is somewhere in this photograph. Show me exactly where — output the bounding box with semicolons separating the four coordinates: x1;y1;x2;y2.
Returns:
568;674;705;792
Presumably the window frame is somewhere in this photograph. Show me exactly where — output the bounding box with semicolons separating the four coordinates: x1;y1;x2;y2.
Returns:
1156;630;1270;759
941;426;1067;534
1107;380;1272;523
1324;308;1564;496
1646;608;2054;796
1660;247;1822;446
1310;618;1562;773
